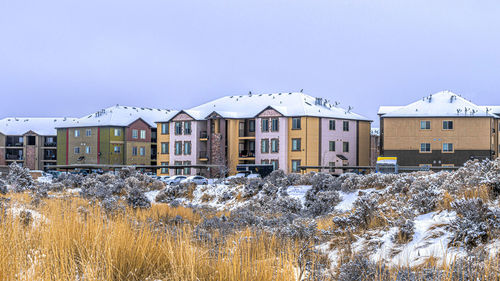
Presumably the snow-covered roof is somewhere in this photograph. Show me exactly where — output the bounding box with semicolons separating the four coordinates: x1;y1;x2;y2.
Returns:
170;92;371;121
378;106;403;115
58;105;178;128
371;128;380;136
379;91;499;118
0;117;79;136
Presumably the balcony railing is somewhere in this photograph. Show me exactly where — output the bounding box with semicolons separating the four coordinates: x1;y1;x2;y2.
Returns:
6;142;23;147
44;142;57;147
199;151;209;159
6;154;23;160
239;150;255;158
200;131;208;139
44;155;56;160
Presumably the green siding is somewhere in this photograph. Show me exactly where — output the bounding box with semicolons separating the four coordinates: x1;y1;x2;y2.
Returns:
109;127;125;165
99;128;110;164
56;129;67;165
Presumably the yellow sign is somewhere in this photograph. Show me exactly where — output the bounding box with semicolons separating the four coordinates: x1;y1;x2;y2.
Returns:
377;157;397;161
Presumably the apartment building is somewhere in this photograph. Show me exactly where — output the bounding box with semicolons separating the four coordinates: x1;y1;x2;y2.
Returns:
57;105;177;166
0;117;78;170
157;92;371;176
379;91;500;167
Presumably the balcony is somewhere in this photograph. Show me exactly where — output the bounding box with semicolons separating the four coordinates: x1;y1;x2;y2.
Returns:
238;150;255;159
44;142;57;147
199;131;208;140
199;151;209;160
6;154;23;160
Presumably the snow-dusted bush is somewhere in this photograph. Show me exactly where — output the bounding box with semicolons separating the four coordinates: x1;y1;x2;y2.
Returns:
393;219;415;244
265;170;290;187
7;163;34;192
56;173;84;188
276;218;317;240
449;198;500;249
304;190;340;216
261;182;279;196
101;196;125;214
127;187;151;209
338;255;377;281
357;173;398;190
408;177;442;214
80;175;112;199
310;172;340;191
333;193;380;231
155;183;194;203
241;178;263;198
339;173;361;192
0;179;7;195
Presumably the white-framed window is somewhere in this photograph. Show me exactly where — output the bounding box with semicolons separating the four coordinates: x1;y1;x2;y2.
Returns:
292;117;301;130
161;162;169;174
291;160;301;172
161;142;169;154
261;139;269;153
184;141;191;155
343;141;349;152
329;120;336;130
139;147;145;156
175;142;182;155
261;119;269;132
114;129;121;136
420;121;431;130
443;143;454;152
74;147;80;154
329;141;336;151
270;159;279;170
140;130;146;139
74;130;80;137
184;122;192;135
343;121;349;131
114;145;121;153
86;129;91;137
271;139;279;153
261;159;269;164
292;138;301;151
175;122;182;135
85;146;91;154
132;146;138;156
443;121;453;130
161;123;169;134
271;118;279;132
183;161;191;175
420;143;431;152
132;129;138;139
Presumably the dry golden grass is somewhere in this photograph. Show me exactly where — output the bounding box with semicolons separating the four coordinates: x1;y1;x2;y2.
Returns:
461;185;491;201
0;194;300;281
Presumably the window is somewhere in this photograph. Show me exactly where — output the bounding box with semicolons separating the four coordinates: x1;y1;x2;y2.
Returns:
175;142;182;155
74;147;80;154
271;118;279;132
86;129;91;137
329;162;336;173
184;141;191;155
161;162;169;174
175;122;182;135
261;119;269;132
74;130;80;137
420;121;431;130
420;143;431;152
183;161;191;175
184;122;192;135
161;123;169;134
292;138;301;151
27;136;35;145
271;139;279;153
291;160;301;172
114;145;121;153
140;130;146;139
261;159;269;164
132;146;138;156
343;142;349;153
174;161;183;175
114;129;121;136
329;141;336;152
292;117;301;130
443;143;454;152
85;146;91;154
249;120;255;132
132;129;138;139
261;139;269;153
161;142;169;154
343;121;349;132
443;121;453;130
270;160;279;170
329;120;336;130
139;147;145;156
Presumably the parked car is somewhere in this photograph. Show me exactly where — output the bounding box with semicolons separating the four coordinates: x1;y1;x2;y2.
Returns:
181;176;208;185
158;176;170;182
165;175;187;185
246;173;262;179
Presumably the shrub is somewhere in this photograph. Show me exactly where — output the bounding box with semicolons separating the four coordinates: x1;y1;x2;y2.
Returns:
126;188;151;209
338;255;377;281
304;190;341;217
0;179;7;195
7;163;34;192
393;219;415;244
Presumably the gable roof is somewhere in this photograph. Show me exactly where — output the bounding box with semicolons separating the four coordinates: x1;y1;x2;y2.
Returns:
0;117;79;136
167;92;370;121
379;91;499;118
58;105;178;128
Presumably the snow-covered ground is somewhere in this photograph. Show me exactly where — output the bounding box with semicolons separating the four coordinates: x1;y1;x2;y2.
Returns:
336;189;376;212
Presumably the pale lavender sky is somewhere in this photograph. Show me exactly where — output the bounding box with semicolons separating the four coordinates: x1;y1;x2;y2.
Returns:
1;0;500;127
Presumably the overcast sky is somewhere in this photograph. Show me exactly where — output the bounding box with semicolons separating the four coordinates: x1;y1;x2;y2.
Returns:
1;0;500;127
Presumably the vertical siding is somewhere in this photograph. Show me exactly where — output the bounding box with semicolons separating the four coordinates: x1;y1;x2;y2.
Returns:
56;129;67;166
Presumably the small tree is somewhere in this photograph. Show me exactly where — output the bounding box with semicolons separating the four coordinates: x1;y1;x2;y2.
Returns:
7;163;34;192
